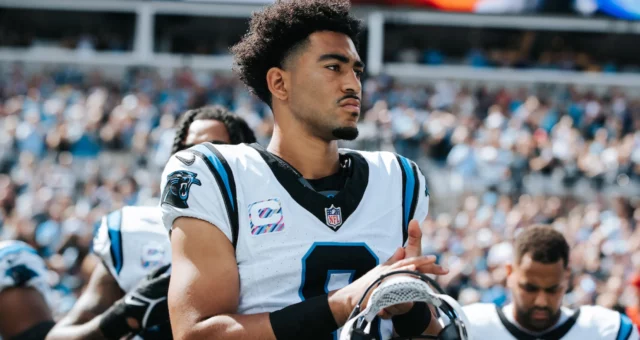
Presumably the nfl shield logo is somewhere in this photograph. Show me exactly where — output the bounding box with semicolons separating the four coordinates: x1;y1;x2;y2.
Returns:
325;205;342;229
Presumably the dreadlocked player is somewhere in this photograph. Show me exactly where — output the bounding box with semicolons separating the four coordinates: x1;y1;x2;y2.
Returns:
46;105;256;340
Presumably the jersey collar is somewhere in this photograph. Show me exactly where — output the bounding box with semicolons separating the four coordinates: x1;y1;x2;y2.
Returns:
496;304;581;340
249;143;369;232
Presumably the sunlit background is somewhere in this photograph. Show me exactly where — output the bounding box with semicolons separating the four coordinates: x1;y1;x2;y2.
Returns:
1;0;639;325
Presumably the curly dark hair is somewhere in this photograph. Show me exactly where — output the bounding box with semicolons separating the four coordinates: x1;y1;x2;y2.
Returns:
171;105;257;155
514;225;569;268
231;0;362;106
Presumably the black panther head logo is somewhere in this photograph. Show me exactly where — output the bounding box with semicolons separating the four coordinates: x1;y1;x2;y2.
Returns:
6;264;38;286
161;171;202;209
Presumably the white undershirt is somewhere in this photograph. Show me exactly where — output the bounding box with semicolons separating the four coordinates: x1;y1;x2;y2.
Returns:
502;303;575;336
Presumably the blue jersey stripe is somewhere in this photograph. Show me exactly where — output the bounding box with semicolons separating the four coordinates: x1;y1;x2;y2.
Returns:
193;144;234;211
107;209;124;275
191;144;240;249
617;314;633;340
398;156;416;232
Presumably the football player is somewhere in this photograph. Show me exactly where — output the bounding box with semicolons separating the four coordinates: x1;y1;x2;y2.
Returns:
0;240;55;340
463;225;640;340
161;1;447;339
46;105;257;340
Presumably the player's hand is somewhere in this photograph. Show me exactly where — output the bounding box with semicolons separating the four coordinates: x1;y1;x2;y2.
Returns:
379;219;424;318
99;264;172;339
403;219;422;258
329;248;448;326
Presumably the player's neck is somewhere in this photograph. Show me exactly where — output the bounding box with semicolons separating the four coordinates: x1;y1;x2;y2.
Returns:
268;124;340;179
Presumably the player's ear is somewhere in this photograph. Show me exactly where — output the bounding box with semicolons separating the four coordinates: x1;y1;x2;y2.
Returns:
505;263;515;289
266;67;289;102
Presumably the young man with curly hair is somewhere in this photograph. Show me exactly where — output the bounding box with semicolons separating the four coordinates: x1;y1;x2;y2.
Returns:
161;1;447;339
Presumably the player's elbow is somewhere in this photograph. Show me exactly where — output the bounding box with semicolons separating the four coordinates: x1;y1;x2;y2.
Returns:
169;316;200;340
171;316;236;340
173;326;212;340
172;327;199;340
168;298;226;339
44;327;69;340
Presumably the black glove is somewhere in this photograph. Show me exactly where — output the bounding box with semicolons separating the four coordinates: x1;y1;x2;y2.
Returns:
99;264;172;339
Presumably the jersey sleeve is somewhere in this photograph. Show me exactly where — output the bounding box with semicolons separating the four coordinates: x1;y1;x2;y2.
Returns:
159;149;233;243
586;306;638;340
615;313;639;340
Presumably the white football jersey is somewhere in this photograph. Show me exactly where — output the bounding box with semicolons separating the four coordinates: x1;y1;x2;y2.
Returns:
93;206;171;293
463;303;639;340
0;240;51;304
160;143;430;339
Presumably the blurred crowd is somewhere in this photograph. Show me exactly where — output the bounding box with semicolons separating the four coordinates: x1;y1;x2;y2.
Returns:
424;192;640;315
0;31;130;54
1;64;639;319
354;74;640;318
0;64;271;317
356;75;640;200
394;44;636;73
391;29;640;74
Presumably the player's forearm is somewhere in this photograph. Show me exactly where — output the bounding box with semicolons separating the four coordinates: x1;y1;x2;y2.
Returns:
45;317;106;340
175;313;276;340
175;293;347;340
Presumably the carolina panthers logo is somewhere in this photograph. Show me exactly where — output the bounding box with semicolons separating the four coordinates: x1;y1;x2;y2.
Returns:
6;264;38;286
161;171;202;209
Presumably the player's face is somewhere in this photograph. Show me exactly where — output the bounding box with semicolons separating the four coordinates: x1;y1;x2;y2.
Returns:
185;119;231;145
288;31;364;141
507;253;568;332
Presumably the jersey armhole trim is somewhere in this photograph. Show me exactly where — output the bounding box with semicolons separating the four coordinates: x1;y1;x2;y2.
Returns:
190;145;239;249
396;155;420;245
106;209;124;275
99;258;125;294
617;314;634;340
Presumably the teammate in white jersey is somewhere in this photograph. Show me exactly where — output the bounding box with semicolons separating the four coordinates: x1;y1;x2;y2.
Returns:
46;105;257;340
0;240;54;339
161;1;449;339
463;225;640;340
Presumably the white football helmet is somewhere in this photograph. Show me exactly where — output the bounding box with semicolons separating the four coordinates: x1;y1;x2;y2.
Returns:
339;270;472;340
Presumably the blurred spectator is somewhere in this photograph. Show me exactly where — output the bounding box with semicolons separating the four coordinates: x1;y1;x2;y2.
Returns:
0;64;275;317
1;63;639;320
627;274;640;327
